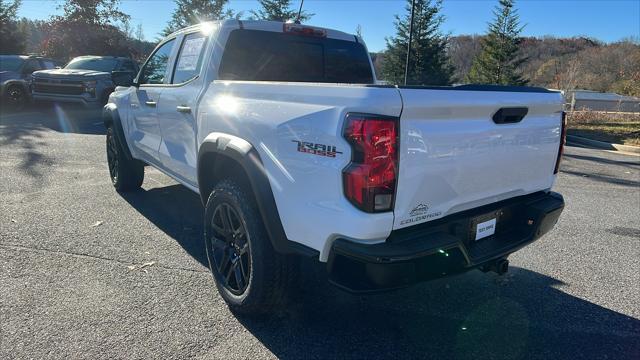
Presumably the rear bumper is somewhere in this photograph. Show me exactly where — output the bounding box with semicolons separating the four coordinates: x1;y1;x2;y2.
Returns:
327;191;564;292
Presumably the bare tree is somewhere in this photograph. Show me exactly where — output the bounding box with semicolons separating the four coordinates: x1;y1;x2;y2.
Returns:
135;23;144;42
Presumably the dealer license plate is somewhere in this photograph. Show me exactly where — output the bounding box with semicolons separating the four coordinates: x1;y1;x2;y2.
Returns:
475;218;497;241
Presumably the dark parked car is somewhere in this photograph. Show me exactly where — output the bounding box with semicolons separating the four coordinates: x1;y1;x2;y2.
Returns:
0;55;60;109
31;56;138;108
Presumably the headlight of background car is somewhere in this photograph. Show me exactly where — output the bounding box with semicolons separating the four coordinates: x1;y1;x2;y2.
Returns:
83;80;97;96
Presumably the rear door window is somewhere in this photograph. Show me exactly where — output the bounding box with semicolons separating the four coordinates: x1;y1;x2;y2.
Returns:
172;32;208;84
218;30;373;84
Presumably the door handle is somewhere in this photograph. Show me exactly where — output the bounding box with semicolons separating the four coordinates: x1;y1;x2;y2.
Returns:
130;103;139;109
176;105;191;114
145;100;157;107
492;107;528;124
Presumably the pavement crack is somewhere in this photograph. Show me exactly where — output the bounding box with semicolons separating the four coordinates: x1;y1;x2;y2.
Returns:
0;243;208;274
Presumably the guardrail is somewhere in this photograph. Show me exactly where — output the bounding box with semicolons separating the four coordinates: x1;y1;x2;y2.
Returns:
564;90;640;113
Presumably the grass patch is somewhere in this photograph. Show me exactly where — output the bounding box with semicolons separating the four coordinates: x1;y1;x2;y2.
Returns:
566;111;640;146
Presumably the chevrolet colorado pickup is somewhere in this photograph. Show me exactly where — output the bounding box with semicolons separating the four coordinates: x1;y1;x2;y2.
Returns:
32;56;138;108
104;20;566;313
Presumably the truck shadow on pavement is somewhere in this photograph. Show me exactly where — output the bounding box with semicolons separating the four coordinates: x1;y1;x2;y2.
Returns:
118;183;209;268
118;183;639;360
238;267;640;360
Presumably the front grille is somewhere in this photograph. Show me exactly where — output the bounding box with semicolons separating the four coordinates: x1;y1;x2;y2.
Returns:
33;79;84;95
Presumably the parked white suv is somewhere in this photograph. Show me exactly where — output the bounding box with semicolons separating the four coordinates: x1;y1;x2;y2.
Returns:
104;20;566;313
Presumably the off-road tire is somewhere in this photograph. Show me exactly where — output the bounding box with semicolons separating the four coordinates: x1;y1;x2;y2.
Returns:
106;126;144;191
4;84;28;111
204;179;296;314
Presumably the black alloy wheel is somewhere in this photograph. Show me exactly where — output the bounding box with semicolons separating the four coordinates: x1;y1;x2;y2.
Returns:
7;85;26;110
209;202;251;295
106;128;119;184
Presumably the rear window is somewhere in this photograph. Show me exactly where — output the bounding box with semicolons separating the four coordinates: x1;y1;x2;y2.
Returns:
218;29;373;84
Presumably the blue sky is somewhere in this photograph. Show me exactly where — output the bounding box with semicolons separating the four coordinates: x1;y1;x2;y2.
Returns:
18;0;640;52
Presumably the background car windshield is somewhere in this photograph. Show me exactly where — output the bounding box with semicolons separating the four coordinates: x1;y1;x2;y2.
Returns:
65;58;119;72
0;57;25;72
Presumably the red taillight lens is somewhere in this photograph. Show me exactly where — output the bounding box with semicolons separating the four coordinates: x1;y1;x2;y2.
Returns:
554;111;567;174
342;113;398;212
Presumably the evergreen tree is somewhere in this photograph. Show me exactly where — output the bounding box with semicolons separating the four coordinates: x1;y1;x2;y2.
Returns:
381;0;453;86
163;0;233;36
251;0;311;23
467;0;528;85
0;0;26;54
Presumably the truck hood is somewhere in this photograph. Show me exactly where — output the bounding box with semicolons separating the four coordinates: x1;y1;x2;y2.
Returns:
33;69;111;80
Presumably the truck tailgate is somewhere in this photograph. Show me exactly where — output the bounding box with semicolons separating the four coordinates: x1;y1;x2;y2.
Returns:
393;87;564;229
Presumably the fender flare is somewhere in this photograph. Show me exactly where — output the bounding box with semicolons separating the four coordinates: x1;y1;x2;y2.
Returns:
102;103;134;161
198;133;318;257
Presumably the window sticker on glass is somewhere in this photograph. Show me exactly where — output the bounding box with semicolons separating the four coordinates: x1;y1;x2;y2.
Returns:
177;36;206;71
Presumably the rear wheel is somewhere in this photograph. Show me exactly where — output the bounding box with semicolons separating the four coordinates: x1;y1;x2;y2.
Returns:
204;179;296;314
106;126;144;191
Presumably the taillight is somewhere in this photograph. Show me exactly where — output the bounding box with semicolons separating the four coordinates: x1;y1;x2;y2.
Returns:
554;111;567;174
342;113;398;212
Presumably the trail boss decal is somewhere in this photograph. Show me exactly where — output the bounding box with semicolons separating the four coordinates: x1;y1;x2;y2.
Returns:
292;140;343;158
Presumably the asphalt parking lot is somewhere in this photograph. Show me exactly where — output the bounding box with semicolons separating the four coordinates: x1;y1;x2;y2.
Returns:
1;107;639;359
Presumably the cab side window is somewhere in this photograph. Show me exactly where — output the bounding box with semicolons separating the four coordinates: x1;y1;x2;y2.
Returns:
22;60;41;74
140;39;176;85
119;60;137;73
172;32;208;84
41;60;56;69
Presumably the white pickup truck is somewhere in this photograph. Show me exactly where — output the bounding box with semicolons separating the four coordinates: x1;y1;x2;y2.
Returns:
104;20;566;313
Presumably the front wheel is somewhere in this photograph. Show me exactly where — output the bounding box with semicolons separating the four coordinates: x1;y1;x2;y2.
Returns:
204;179;296;314
5;85;28;111
106;126;144;191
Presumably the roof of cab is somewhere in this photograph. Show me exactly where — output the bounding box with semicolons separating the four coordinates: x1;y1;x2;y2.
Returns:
165;20;358;43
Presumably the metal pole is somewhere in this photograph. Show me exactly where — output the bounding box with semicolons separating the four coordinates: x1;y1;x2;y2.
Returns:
404;0;416;86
